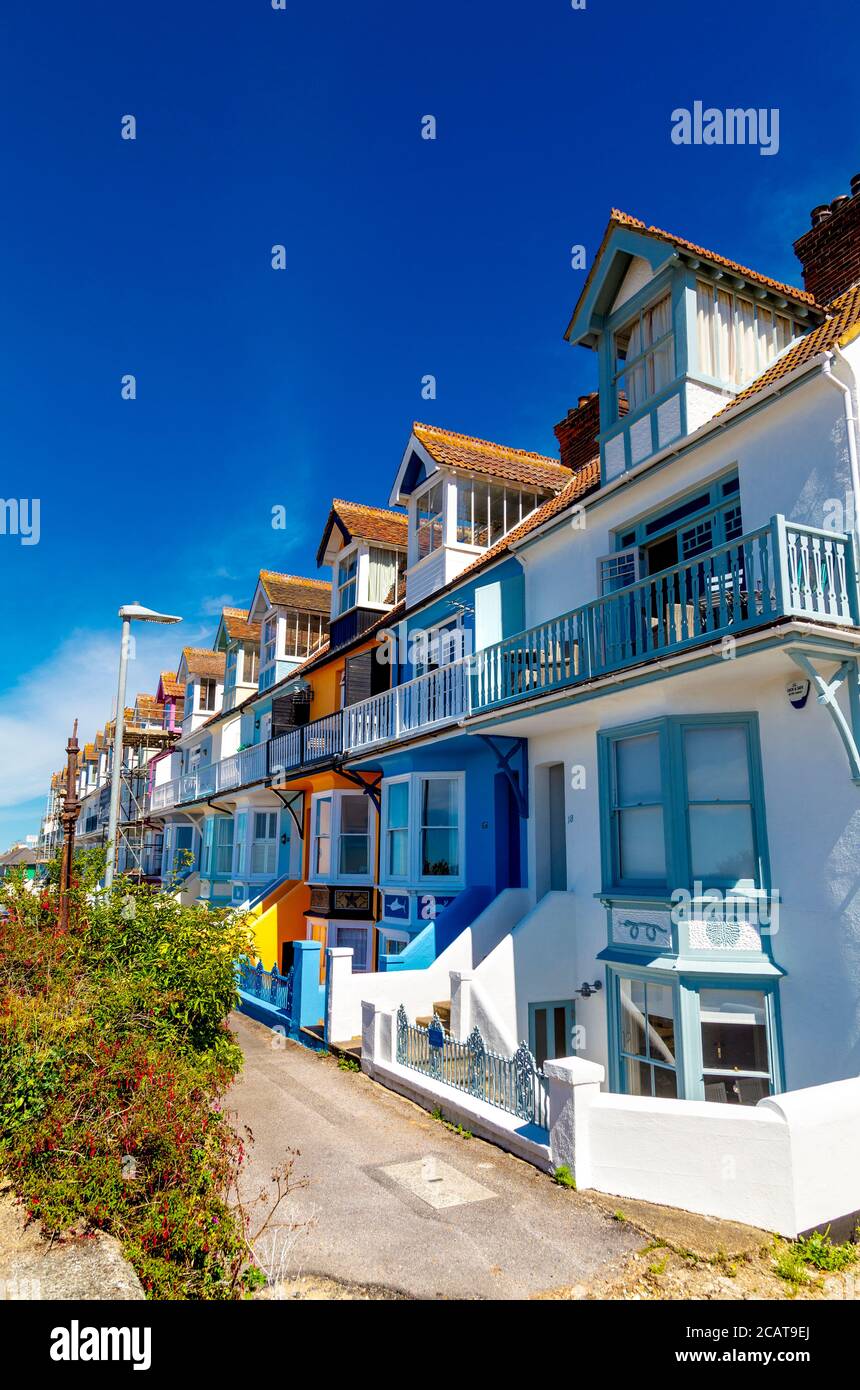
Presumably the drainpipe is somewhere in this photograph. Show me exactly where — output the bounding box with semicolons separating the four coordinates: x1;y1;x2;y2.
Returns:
822;349;860;568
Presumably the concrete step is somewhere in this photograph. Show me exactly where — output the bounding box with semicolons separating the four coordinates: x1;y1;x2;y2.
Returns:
416;1001;452;1031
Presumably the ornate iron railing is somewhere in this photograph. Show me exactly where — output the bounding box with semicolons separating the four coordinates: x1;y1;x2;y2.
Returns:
395;1004;549;1130
237;958;294;1016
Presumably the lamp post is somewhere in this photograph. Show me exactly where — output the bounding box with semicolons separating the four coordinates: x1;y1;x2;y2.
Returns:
105;602;181;889
58;720;81;932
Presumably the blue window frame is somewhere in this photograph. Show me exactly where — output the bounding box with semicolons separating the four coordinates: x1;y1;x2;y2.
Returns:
607;969;783;1103
598;714;769;897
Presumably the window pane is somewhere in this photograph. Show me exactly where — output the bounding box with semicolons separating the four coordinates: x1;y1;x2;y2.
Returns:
422;829;458;877
646;983;676;1067
696;281;715;376
689;805;755;880
653;1066;678;1099
336;927;368;970
619;978;646;1057
388;827;408;877
619;806;666;880
623;1057;652;1096
422;778;457;826
616;733;662;804
456;480;473;544
553;1006;568;1060
472;483;489;547
685;726;750;801
340;796;368;834
315;837;331;876
489;485;506;545
700;990;769;1074
387;782;409;830
340;835;368;875
316;798;331;837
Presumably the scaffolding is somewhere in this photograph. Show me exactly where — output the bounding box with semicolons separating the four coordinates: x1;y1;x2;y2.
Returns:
110;721;180;882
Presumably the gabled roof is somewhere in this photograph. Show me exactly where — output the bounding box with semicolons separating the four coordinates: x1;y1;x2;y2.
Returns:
566;208;822;346
715;281;860;418
316;499;408;566
158;671;185;699
394;425;575;508
257;571;331;613
134;694;165;724
180;648;226;680
214;606;262;646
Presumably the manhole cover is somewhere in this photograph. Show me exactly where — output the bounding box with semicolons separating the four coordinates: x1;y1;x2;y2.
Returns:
381;1157;497;1210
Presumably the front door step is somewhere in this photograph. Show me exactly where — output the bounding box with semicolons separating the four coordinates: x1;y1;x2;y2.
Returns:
416;1000;452;1031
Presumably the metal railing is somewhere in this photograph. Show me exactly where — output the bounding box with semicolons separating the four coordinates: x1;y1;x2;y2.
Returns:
237;958;294;1016
269;713;343;779
396;1005;550;1130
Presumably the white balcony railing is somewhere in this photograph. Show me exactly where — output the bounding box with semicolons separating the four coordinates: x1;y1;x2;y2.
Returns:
344;656;470;753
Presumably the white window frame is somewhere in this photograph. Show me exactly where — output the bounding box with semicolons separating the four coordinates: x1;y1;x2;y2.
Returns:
336;547;359;615
413;478;445;562
380;772;465;889
597;546;642;597
308;790;375;886
381;775;411;884
250;809;279;878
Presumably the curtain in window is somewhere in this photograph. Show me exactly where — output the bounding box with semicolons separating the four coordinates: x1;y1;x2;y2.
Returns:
368;548;397;605
715;290;735;382
755;307;774;372
624;316;645;410
649;295;674;393
696;282;715;376
738;299;757;383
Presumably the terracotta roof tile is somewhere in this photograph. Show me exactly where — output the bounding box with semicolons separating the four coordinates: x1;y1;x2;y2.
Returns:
259;571;332;613
221;607;262;642
324;499;408;549
181;648;226;679
159;671;185;699
715;282;860;418
412;423;571;491
608;210;819;307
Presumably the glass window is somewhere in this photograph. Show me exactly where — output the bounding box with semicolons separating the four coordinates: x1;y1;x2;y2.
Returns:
335;925;369;972
199;678;216;711
262;616;277;666
313;797;332;877
613;733;666;883
415;481;444;559
699;989;772;1104
386;780;409;877
488;484;506;545
618;978;678;1097
251;811;278;876
697;280;802;386
684;725;756;884
368;547;402;606
337;551;358;614
214;817;234;875
614;293;675;414
531;1002;575;1070
420;777;460;878
339;795;370;876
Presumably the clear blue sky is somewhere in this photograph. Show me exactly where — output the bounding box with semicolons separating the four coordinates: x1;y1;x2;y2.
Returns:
1;0;858;842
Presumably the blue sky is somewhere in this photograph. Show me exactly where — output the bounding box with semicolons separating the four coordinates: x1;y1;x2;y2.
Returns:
1;0;858;842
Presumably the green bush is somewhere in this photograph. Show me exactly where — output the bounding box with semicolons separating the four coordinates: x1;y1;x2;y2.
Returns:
0;857;260;1299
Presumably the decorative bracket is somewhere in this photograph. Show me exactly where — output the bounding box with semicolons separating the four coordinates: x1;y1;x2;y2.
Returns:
476;735;529;819
788;649;860;783
271;788;305;839
336;767;383;814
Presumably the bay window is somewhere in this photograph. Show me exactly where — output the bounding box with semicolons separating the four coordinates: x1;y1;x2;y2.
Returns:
600;715;766;894
614;293;675;414
309;791;374;884
699;988;774;1104
456;478;540;548
381;773;464;885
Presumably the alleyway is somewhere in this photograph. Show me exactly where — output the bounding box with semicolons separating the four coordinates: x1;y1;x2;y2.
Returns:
228;1012;641;1300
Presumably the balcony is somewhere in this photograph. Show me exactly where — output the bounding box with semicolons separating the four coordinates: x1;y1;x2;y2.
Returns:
269;713;342;780
343;656;470;753
472;517;858;713
149;744;269;811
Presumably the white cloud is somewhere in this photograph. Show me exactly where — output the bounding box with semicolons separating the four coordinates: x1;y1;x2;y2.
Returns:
0;625;186;815
199;593;237;617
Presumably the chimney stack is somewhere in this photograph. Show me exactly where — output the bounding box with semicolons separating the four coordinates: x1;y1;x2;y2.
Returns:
794;171;860;305
554;393;601;473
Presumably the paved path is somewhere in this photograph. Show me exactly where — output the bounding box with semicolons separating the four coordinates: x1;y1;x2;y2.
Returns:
228;1013;641;1300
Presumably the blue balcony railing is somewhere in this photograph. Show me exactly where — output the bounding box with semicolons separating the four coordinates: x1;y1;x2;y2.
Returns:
472;517;858;714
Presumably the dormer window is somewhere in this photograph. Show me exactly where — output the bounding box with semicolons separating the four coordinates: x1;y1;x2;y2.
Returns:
455;479;540;548
415;480;444;559
262;616;277;667
367;546;404;605
614;293;674;415
336;550;358;613
199;678;217;712
695;281;803;387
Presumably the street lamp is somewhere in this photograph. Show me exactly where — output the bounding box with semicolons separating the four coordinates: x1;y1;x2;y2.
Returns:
105;602;182;889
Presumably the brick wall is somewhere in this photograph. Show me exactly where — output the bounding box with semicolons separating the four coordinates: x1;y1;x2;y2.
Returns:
794;195;860;306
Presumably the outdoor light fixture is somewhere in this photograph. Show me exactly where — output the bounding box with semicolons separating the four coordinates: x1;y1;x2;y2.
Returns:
575;981;603;999
105;601;182;888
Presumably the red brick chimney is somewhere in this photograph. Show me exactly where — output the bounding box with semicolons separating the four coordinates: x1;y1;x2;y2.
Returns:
794;173;860;305
554;393;600;472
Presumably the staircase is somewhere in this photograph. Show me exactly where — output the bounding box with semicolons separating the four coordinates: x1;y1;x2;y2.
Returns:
416;1000;452;1031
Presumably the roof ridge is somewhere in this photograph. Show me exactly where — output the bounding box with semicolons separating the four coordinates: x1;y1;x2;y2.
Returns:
259;569;331;588
413;421;565;470
331;497;407;518
609;208;819;307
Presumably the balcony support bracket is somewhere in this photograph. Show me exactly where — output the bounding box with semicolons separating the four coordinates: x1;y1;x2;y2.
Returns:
271;789;305;839
335;768;383;814
476;735;529;819
788;649;860;784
